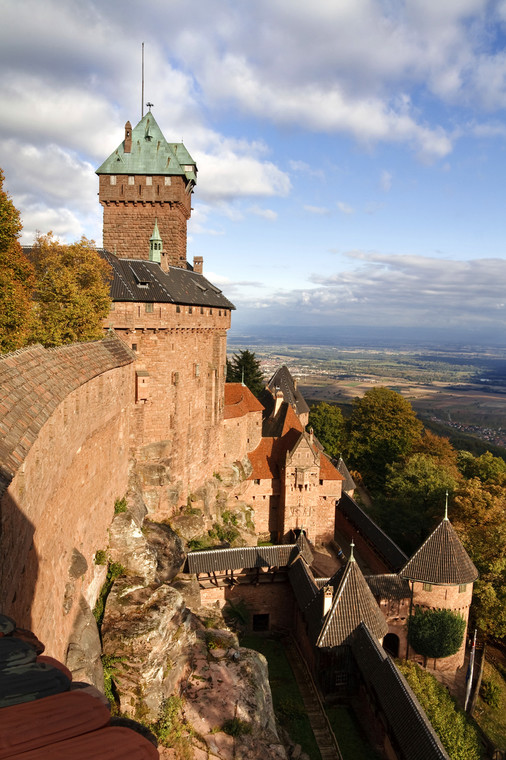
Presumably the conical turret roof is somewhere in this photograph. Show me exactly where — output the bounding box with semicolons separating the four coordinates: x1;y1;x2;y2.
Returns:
400;518;478;585
316;556;388;647
96;111;196;181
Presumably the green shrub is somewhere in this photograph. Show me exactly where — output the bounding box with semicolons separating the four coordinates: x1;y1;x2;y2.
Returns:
114;497;128;514
397;661;481;760
480;679;501;709
93;562;126;629
222;717;252;736
408;607;466;659
94;549;107;565
101;654;125;709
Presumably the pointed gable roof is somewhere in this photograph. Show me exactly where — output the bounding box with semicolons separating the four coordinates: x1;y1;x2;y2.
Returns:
265;365;309;417
316;558;388;647
400;518;478;586
96;112;196;181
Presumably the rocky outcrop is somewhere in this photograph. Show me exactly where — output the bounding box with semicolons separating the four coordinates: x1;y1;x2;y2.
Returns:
65;595;104;690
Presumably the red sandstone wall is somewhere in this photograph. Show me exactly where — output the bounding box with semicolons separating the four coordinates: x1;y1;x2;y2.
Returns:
99;175;191;265
409;580;473;670
199;580;294;632
1;364;133;660
107;303;231;509
222;410;262;467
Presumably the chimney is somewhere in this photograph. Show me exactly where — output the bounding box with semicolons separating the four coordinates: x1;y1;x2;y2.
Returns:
323;585;333;616
160;250;169;273
193;256;203;274
124;121;132;153
309;427;314;446
274;388;284;417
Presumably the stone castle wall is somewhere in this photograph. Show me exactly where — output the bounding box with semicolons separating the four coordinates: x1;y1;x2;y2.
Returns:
0;340;134;659
99;174;191;265
108;302;231;512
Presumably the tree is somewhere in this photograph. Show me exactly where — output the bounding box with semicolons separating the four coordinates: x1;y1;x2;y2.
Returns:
226;349;264;397
0;169;35;352
28;233;112;347
398;661;481;760
308;402;345;459
378;453;459;554
346;387;423;490
457;450;506;486
408;607;466;660
452;477;506;637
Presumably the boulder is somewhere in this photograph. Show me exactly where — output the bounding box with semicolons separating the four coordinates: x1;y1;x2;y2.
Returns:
65;596;104;690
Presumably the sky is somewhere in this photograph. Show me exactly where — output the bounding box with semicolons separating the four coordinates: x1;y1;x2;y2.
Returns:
2;0;506;342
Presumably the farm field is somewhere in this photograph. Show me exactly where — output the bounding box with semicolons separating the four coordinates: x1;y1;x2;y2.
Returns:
228;341;506;449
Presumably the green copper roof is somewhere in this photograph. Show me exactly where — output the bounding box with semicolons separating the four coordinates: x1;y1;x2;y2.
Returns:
96;111;197;180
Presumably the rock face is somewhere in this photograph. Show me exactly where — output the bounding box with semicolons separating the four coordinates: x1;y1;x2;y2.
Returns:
100;466;286;759
65;595;104;690
101;579;196;719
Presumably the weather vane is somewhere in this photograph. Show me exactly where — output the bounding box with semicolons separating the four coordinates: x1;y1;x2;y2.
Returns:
146;102;154;110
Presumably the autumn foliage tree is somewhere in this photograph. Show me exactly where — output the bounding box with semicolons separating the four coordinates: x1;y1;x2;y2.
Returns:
27;233;112;347
346;387;423;490
0;169;35;352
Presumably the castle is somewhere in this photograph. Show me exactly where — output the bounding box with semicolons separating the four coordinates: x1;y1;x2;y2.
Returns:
0;110;479;760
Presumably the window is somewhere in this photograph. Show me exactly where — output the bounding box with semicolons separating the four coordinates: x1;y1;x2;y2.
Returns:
459;584;467;593
176;305;181;313
194;363;200;377
132;343;137;352
319;479;324;486
164;177;171;186
172;372;179;385
145;303;154;313
252;614;269;632
128;176;135;185
188;306;193;314
146;177;152;186
423;583;432;592
200;306;204;314
209;308;213;315
110;176;116;185
254;479;260;485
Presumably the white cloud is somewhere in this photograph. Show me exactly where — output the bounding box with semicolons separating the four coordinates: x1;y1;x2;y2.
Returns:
249;205;277;221
337;201;355;215
245;252;506;328
304;205;330;215
380;170;393;192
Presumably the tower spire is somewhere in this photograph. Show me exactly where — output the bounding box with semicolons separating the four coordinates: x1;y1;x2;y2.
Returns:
349;539;355;562
149;218;162;263
444;490;449;521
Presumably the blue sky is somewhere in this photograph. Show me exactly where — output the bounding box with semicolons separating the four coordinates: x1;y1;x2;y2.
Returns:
2;0;506;338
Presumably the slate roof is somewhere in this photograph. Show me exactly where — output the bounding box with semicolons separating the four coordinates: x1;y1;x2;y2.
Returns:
101;251;235;309
185;544;300;574
338;493;408;572
316;559;388;648
400;518;478;585
0;334;134;500
288;556;319;611
224;383;264;419
336;457;356;493
366;574;411;601
96;111;196;183
265;365;310;417
351;624;450;760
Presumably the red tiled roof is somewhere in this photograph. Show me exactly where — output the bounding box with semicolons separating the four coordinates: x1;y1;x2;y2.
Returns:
318;451;343;481
224;383;264;419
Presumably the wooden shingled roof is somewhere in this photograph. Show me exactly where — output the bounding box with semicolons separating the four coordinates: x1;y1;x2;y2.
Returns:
351;624;450;760
316;558;388;648
400;518;478;586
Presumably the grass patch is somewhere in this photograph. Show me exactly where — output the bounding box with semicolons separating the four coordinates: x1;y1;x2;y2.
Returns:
240;634;321;760
474;660;506;750
92;561;126;630
326;705;381;760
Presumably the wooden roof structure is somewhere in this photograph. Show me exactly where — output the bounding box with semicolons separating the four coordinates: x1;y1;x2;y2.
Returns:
400;518;478;585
